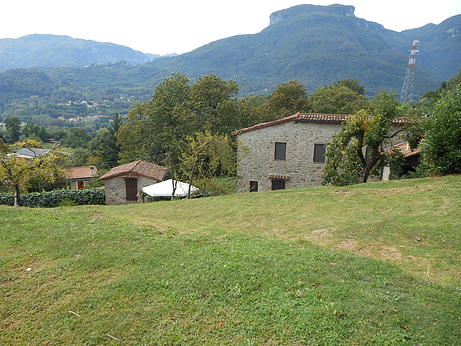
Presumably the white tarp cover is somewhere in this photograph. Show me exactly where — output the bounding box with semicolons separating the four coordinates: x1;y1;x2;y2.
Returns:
141;179;198;197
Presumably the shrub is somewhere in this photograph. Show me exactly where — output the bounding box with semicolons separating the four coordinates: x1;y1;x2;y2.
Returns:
0;189;105;207
422;86;461;175
195;177;236;196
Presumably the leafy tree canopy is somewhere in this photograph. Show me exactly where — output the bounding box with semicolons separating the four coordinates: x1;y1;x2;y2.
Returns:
421;86;461;175
310;83;368;114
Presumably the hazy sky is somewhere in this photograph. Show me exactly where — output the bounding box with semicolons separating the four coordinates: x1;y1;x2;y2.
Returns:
3;1;461;54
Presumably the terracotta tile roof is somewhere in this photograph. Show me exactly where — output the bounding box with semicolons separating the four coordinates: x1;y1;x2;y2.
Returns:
67;166;98;180
268;174;289;180
232;112;414;135
99;160;168;181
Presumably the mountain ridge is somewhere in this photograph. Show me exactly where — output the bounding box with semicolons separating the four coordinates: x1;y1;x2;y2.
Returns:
0;4;460;122
0;34;169;71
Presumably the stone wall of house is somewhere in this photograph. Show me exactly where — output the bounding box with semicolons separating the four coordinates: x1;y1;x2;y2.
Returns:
236;121;343;192
104;175;158;205
236;121;407;193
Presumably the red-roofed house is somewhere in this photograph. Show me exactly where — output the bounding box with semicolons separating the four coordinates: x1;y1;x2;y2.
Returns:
233;112;411;192
100;160;168;204
67;166;99;190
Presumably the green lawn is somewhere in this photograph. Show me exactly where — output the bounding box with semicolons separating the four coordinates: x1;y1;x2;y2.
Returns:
1;176;460;344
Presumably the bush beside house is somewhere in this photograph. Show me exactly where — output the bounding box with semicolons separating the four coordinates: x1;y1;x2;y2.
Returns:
0;188;105;207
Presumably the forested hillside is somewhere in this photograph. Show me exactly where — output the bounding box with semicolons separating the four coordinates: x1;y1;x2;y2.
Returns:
0;34;159;71
0;4;460;123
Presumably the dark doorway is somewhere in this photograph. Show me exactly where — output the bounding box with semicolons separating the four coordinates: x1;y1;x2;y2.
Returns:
250;181;258;192
271;179;286;190
125;178;138;201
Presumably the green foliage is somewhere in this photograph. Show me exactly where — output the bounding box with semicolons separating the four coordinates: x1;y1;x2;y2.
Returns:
335;79;365;95
323;91;404;185
0;188;104;207
61;127;91;148
421;86;461;175
259;80;310;119
88;113;122;169
194;177;236;196
322;134;362;186
4;117;21;143
310;84;368;114
180;131;236;196
0;140;69;205
118;74;241;176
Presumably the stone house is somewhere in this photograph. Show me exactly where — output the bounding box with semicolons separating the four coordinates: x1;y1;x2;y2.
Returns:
67;166;98;190
233;112;411;193
100;160;168;204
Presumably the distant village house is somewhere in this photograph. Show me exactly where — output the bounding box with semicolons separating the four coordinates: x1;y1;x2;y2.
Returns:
67;166;98;190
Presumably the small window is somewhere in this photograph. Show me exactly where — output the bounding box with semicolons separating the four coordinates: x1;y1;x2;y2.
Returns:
249;181;258;192
313;144;326;163
274;142;286;160
271;179;285;190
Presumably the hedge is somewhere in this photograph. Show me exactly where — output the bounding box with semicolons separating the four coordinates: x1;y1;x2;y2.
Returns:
0;189;105;208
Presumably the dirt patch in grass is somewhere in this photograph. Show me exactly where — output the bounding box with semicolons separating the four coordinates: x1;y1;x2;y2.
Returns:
336;240;403;261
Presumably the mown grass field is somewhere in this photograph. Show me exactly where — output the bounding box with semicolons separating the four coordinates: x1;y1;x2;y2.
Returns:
1;175;460;345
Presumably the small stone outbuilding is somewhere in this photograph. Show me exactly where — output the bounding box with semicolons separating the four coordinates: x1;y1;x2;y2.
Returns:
100;160;168;205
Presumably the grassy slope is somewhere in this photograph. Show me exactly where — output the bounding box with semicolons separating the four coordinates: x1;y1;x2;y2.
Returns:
1;176;460;344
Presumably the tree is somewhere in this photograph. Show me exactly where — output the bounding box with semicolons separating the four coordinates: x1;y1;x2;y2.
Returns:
180;131;236;198
189;74;241;134
322;91;404;185
260;80;310;120
0;140;65;206
310;84;368;114
334;79;365;95
89;113;122;168
22;120;48;141
61;128;91;148
4;117;21;143
421;86;461;175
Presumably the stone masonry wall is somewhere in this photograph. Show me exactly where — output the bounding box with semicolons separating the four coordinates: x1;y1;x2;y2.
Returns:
104;175;158;205
236;121;406;193
236;121;343;192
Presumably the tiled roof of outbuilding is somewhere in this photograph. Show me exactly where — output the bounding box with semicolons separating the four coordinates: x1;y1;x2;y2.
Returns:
99;160;168;181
